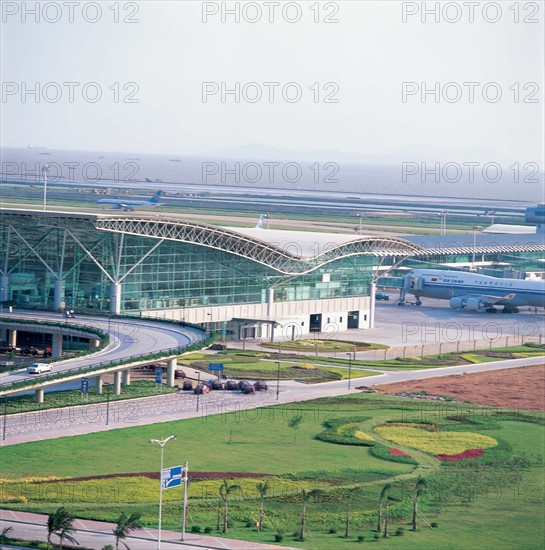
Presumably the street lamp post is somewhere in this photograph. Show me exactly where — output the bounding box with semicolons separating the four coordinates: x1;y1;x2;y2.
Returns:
105;383;111;425
346;351;355;389
276;340;282;400
149;435;177;550
42;164;50;211
265;213;270;229
472;225;481;267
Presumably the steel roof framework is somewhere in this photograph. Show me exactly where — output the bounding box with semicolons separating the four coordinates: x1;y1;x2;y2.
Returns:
95;217;424;275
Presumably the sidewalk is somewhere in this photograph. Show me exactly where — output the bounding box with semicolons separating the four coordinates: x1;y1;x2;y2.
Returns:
0;509;296;550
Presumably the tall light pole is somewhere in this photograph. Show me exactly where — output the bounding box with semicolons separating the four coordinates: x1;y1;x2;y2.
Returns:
355;213;363;234
439;210;447;235
265;213;270;229
42;164;50;211
472;225;481;268
346;350;355;389
149;435;177;550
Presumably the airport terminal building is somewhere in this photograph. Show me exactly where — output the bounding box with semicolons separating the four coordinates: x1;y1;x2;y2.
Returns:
1;209;543;340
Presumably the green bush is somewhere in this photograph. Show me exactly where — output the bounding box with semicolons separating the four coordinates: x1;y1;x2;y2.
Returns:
315;416;375;446
395;527;405;536
204;526;212;533
357;535;365;542
191;525;202;533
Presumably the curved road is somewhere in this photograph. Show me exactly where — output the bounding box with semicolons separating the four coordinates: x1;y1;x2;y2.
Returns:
0;311;204;389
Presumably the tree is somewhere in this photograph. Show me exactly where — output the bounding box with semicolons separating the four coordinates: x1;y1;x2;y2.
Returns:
376;484;391;533
412;478;427;531
113;512;142;550
219;480;240;533
344;487;362;538
256;481;269;532
47;507;77;550
0;526;13;543
383;496;401;539
299;489;322;541
287;414;304;443
58;525;79;550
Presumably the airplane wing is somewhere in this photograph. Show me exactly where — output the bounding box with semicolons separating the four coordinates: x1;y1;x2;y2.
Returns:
460;293;516;305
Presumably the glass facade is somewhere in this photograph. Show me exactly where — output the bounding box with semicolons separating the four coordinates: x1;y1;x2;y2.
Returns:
0;215;374;313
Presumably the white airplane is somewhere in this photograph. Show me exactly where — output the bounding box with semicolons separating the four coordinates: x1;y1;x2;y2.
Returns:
401;268;545;313
97;191;163;211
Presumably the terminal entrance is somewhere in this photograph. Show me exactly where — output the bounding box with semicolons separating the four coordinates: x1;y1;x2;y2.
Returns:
309;313;322;332
347;311;359;329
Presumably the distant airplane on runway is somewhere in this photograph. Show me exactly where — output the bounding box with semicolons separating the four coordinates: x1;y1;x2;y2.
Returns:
400;268;545;313
255;214;265;228
97;191;163;211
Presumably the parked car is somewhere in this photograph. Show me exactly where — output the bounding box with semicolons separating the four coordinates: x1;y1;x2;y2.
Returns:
241;383;255;394
375;293;390;301
182;380;193;391
237;380;251;389
174;369;185;379
254;380;268;391
209;379;222;390
0;345;20;353
21;347;40;356
225;380;238;390
43;347;52;358
27;363;53;374
194;384;210;395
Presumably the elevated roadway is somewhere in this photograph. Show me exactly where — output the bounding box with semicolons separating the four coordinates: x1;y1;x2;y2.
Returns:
0;311;205;397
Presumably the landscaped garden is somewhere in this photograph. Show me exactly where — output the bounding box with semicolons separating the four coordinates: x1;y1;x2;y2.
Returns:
1;391;543;549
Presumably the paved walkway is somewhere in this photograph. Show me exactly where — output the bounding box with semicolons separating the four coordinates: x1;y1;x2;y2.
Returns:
0;509;295;550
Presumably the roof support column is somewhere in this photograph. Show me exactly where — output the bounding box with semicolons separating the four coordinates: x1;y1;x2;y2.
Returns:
94;375;103;394
110;283;121;315
369;282;376;329
266;288;274;317
54;278;64;310
122;369;131;386
1;274;9;302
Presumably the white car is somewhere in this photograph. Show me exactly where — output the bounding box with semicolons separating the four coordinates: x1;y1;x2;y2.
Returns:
27;363;53;374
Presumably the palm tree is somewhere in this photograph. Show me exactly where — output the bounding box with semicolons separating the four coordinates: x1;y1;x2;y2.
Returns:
47;507;77;550
299;489;322;541
412;478;427;531
219;480;240;533
376;483;391;533
113;512;142;550
58;525;79;550
287;414;304;443
344;487;361;538
256;482;269;532
383;495;401;539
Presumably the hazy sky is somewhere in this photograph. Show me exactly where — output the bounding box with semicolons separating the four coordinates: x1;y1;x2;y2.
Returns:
1;1;543;165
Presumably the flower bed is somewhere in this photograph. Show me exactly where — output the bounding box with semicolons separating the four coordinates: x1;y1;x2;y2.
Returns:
389;448;412;458
436;448;486;461
375;426;497;455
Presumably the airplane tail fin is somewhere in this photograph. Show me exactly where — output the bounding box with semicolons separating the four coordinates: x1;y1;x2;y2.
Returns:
150;191;163;203
255;214;265;229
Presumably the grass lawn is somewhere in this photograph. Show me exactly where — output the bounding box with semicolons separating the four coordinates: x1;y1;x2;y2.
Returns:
179;352;379;382
260;339;388;352
2;381;177;416
1;394;543;549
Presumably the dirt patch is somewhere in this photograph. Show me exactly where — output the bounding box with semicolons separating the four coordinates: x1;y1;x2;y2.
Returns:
373;364;545;413
36;471;271;484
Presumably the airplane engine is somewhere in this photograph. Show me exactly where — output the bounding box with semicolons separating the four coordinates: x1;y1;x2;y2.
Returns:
465;298;486;310
449;297;466;309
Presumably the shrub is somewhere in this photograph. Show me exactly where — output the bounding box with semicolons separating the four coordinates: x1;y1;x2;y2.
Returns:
374;532;381;541
431;522;439;528
204;527;212;533
315;416;375;446
191;525;202;533
328;528;337;534
357;535;365;542
245;521;254;528
274;532;284;542
395;527;405;536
